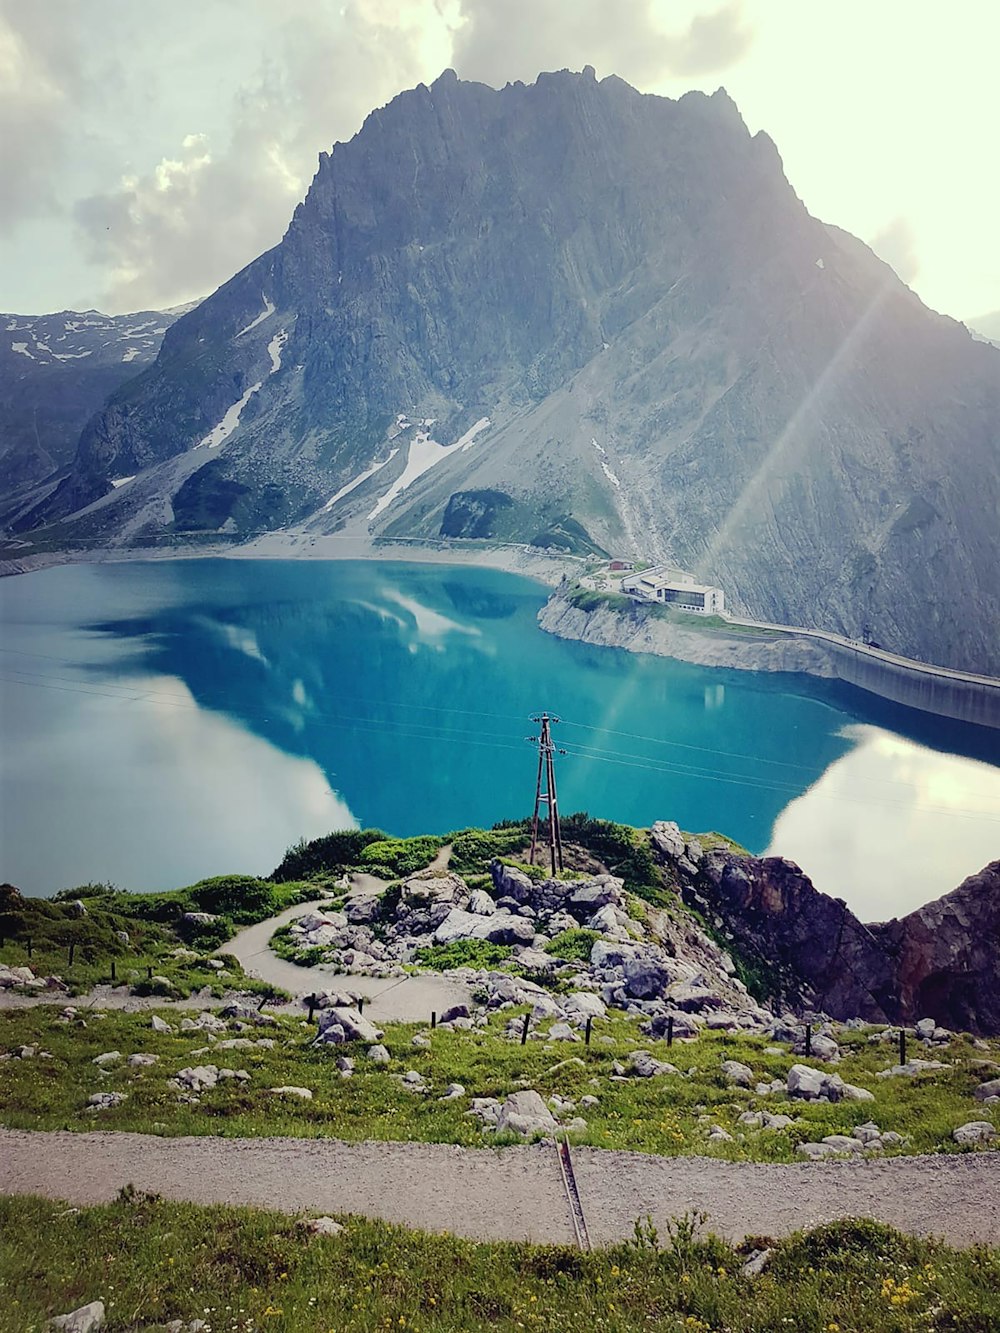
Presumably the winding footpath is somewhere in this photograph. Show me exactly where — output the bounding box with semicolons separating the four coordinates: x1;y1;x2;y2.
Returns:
2;1129;998;1247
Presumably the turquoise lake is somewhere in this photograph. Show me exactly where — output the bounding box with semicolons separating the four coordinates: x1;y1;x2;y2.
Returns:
1;558;997;919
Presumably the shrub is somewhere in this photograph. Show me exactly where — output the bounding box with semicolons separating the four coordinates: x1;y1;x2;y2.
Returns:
187;875;277;923
176;915;233;949
413;940;512;970
449;827;529;875
544;928;599;962
559;813;664;901
270;829;387;882
359;836;443;877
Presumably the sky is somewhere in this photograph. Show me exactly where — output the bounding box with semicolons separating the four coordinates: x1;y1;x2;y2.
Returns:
2;0;998;325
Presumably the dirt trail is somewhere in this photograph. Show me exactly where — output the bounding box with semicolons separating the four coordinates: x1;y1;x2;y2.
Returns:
222;889;473;1023
2;1129;998;1248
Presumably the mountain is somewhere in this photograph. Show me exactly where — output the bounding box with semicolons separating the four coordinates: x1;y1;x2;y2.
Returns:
13;69;1000;672
0;304;195;523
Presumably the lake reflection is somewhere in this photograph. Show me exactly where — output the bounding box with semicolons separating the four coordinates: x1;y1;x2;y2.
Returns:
0;558;997;913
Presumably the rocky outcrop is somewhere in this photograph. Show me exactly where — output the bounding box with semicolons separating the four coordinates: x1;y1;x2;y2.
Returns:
652;818;1000;1033
876;862;1000;1034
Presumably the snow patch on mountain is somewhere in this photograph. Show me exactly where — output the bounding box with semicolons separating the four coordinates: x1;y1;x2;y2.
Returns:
11;342;33;358
368;418;490;522
267;330;287;374
322;449;399;512
235;294;275;339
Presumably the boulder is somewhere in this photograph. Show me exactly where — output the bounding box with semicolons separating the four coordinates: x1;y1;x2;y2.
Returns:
630;1050;680;1078
547;1023;579;1042
315;1007;382;1045
181;911;219;926
650;821;686;861
92;1051;122;1067
440;1004;470;1023
821;1134;865;1154
433;908;534;946
568;877;623;914
590;939;636;970
269;1086;313;1099
563;992;606;1020
345;896;381;925
127;1053;159;1068
797;1142;838;1160
68;900;89;918
467;889;496;916
298;1216;344;1236
368;1044;391;1064
489;862;534;903
439;1082;466;1101
86;1092;126;1111
720;1060;754;1088
48;1302;105;1332
622;956;671;999
974;1079;1000;1102
172;1065;220;1092
496;1090;558;1137
786;1064;826;1100
953;1121;997;1147
150;1015;173;1034
668;985;728;1012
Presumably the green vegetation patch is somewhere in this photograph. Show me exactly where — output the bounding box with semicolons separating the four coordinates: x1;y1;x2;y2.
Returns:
2;1009;997;1163
544;928;600;963
271;829;388;883
413;940;513;971
3;1195;1000;1333
359;836;444;878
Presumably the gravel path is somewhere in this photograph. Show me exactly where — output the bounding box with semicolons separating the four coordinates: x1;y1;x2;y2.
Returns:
3;1129;998;1248
224;898;473;1022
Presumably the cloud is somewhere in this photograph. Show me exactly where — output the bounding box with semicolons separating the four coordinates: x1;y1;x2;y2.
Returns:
0;0;94;232
450;0;753;87
72;0;442;311
869;216;921;285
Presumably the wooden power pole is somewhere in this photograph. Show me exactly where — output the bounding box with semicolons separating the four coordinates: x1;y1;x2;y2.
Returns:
528;712;565;875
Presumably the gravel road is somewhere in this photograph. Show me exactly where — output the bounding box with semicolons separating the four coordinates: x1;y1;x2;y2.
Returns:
3;1129;998;1248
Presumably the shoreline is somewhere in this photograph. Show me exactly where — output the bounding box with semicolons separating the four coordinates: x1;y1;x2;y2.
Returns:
0;531;577;588
538;591;1000;731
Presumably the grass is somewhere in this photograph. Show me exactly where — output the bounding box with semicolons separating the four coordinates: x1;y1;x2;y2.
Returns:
2;1195;1000;1332
1;1007;997;1160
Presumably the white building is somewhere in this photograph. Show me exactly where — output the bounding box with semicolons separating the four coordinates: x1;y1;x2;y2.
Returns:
621;566;725;614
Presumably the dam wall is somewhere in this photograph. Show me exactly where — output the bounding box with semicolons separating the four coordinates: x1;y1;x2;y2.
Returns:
539;592;1000;730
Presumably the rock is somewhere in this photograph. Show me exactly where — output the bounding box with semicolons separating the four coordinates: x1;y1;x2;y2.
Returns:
953;1121;998;1147
467;889;496;915
707;1126;733;1143
440;1004;470;1023
315;1007;382;1045
151;1015;173;1034
298;1216;344;1236
92;1051;122;1067
68;900;88;918
270;1086;313;1099
439;1083;466;1101
580;1094;600;1107
345;895;381;924
622;956;672;999
489;861;535;903
650;820;686;860
669;985;728;1012
172;1065;219;1092
563;992;606;1020
836;1080;875;1103
433;907;535;946
875;1059;949;1078
720;1059;754;1088
741;1248;773;1277
547;1023;579;1042
787;1064;826;1099
643;1010;702;1040
974;1078;1000;1101
116;930;130;944
915;1017;937;1039
797;1142;838;1160
181;911;219;926
821;1134;865;1154
496;1090;558;1138
48;1301;105;1332
368;1044;391;1064
568;876;623;914
804;1034;840;1061
630;1050;680;1078
86;1092;126;1111
127;1053;159;1068
412;1034;431;1048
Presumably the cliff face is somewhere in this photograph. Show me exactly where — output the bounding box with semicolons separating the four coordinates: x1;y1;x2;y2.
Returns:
19;68;1000;671
653;821;1000;1033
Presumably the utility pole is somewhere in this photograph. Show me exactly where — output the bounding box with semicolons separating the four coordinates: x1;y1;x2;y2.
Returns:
527;712;565;875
